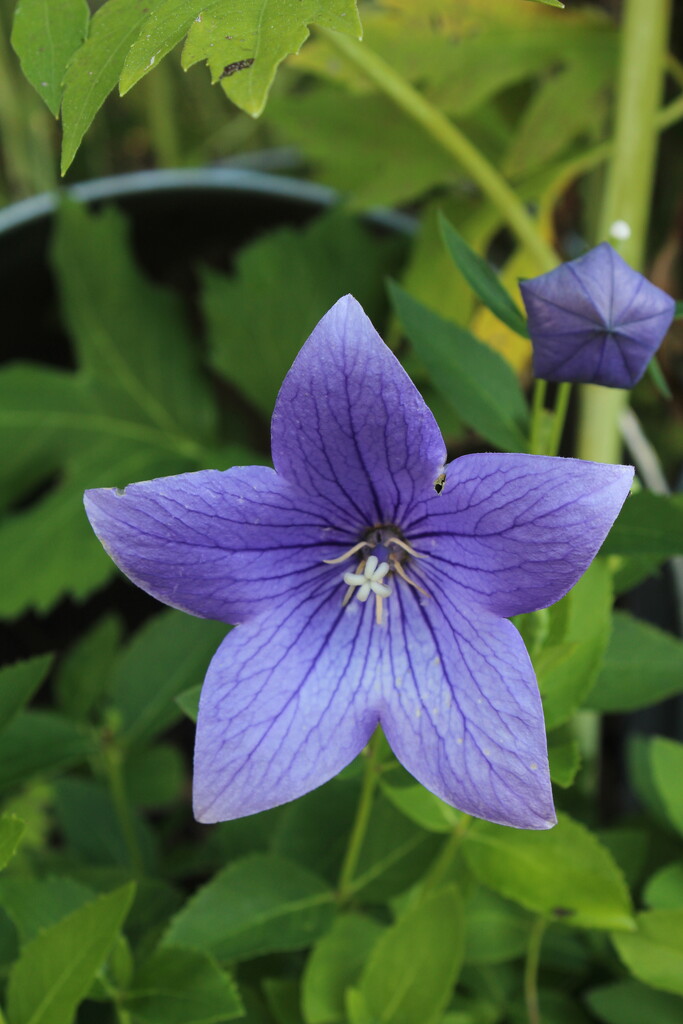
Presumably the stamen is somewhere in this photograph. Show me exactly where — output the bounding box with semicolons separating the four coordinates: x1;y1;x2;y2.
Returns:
392;558;429;598
386;536;426;558
375;593;384;625
323;541;370;565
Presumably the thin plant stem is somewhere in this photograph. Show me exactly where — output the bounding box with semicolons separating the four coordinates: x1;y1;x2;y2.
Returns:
524;916;548;1024
576;0;672;465
536;88;683;234
529;379;548;455
547;382;572;458
337;730;382;901
422;814;471;892
145;61;182;166
102;741;144;879
319;28;556;273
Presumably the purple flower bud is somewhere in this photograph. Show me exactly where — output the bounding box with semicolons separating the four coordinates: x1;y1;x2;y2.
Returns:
520;242;675;388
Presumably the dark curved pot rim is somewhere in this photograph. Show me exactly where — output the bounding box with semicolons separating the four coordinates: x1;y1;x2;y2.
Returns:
0;167;415;236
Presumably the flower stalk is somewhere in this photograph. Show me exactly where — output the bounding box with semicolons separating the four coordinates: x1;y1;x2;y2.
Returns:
338;730;382;902
318;28;557;274
524;916;548;1024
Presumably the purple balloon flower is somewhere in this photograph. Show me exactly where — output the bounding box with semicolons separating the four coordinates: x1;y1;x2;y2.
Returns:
520;242;675;388
84;296;633;830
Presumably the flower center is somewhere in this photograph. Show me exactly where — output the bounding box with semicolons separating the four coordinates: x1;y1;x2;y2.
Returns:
324;525;428;625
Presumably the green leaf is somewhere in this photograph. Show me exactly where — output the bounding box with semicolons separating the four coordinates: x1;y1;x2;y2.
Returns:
51;200;216;445
125;947;243;1024
601;492;683;557
263;977;304;1024
547;724;581;788
647;356;672;399
54;614;123;721
351;795;440;903
628;735;670;825
110;612;227;747
0;440;181;618
0;815;25;871
119;0;208;95
118;0;361;117
587;612;683;712
463;813;634;931
596;828;650;891
183;0;361;116
61;0;158;173
0;711;94;792
302;915;385;1024
272;780;358;883
11;0;89;116
269;90;459;210
612;910;683;996
649;737;683;838
6;882;135;1024
463;888;532;966
163;855;336;962
389;282;529;452
54;778;157;871
0;364;85;509
359;887;465;1024
379;769;462;834
526;0;565;7
0;876;94;943
535;559;613;729
175;684;202;723
439;216;528;338
124;744;185;808
203;213;404;417
504;40;616;177
644;863;683;910
0;654;53;732
585;980;683;1024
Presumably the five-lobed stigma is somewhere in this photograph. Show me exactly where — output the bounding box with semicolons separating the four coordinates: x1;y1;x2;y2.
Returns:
324;529;429;625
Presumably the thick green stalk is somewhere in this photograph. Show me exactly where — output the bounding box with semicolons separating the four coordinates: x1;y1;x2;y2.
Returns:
319;28;556;273
577;0;672;464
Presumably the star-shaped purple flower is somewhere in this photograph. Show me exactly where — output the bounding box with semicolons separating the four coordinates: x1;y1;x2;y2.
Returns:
84;296;633;830
520;242;675;388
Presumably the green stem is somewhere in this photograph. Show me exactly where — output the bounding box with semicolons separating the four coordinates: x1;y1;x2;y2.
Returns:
524;916;548;1024
145;61;181;166
529;379;548;455
319;28;556;273
576;0;672;465
102;741;144;878
537;88;683;234
422;814;471;892
337;731;382;900
547;383;572;458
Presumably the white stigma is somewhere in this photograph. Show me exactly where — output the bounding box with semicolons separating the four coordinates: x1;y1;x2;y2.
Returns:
343;554;392;603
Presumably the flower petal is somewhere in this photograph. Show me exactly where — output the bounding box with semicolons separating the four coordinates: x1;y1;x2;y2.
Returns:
84;466;350;624
193;589;380;822
379;584;555;829
271;295;446;526
405;453;633;617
